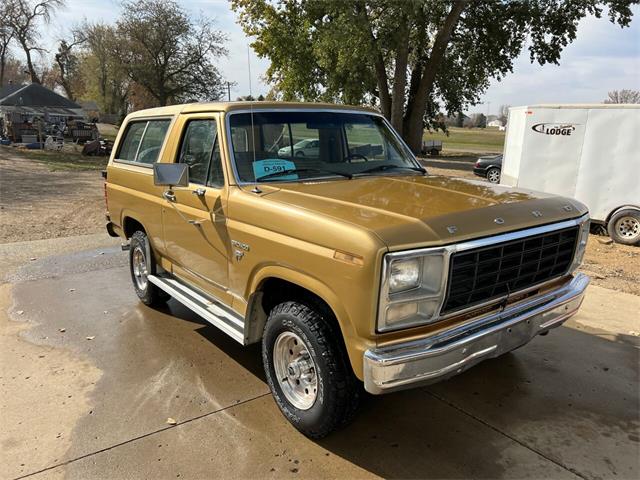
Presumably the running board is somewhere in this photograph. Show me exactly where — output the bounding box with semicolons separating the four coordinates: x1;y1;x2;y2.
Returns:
148;274;245;344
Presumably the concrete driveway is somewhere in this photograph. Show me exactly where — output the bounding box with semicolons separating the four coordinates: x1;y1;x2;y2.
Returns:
1;239;638;480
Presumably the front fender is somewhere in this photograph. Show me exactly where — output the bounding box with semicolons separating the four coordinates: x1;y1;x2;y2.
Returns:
247;265;373;380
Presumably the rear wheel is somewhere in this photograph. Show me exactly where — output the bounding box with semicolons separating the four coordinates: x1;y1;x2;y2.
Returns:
262;301;361;438
607;209;640;245
486;167;501;184
129;230;168;306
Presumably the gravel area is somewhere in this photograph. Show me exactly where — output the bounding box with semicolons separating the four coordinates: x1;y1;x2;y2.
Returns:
0;147;106;243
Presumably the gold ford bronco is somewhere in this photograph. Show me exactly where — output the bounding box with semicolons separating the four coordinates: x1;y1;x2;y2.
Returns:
105;102;590;437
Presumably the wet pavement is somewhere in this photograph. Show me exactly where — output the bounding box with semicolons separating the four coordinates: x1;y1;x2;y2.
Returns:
1;242;638;479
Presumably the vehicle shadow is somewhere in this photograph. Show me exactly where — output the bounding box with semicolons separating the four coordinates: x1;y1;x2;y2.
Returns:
317;325;639;479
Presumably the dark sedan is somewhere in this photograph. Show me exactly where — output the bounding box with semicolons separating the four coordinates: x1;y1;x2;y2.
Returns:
473;154;503;184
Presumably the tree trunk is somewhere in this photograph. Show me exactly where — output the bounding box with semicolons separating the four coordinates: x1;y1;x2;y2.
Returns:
20;39;40;84
0;52;6;86
404;0;469;153
356;1;391;119
390;18;409;133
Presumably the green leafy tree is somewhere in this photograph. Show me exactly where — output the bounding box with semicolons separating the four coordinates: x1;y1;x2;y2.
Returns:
113;0;227;106
77;22;130;116
232;0;636;152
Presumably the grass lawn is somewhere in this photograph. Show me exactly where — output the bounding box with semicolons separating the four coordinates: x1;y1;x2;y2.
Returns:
5;147;108;171
423;127;505;154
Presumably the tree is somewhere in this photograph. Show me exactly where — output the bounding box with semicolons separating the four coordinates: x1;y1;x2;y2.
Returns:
53;33;85;100
471;113;487;128
604;89;640;104
233;0;636;153
78;22;130;116
0;3;15;86
4;0;65;84
498;104;510;125
113;0;227;106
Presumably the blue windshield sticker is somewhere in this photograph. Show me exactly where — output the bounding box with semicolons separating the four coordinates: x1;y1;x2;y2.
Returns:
253;159;298;180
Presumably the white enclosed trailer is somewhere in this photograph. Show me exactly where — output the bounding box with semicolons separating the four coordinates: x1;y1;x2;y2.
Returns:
501;104;640;245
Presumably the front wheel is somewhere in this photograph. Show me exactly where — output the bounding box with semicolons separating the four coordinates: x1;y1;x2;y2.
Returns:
262;301;361;438
486;167;501;184
607;209;640;245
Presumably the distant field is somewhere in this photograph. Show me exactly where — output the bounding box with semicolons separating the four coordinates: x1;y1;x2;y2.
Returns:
423;127;505;154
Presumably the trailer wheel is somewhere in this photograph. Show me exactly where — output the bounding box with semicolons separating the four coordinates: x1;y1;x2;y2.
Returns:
607;209;640;246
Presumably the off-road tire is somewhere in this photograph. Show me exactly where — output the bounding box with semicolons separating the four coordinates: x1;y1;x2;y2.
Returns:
262;301;361;438
129;230;168;306
607;209;640;246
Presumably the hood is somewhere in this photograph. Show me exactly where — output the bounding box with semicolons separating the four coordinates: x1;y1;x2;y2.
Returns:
256;175;587;250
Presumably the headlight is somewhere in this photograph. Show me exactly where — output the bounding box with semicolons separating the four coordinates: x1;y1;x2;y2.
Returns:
389;258;421;293
378;249;448;332
569;217;590;273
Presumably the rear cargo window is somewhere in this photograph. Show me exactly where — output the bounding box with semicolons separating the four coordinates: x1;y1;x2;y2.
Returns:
116;119;171;164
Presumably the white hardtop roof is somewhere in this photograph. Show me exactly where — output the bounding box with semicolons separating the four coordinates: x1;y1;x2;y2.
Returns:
510;104;639;110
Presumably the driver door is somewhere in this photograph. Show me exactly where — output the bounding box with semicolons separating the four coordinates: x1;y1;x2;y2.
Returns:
161;114;232;305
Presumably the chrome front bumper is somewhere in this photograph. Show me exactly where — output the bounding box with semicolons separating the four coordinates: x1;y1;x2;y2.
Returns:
364;273;590;394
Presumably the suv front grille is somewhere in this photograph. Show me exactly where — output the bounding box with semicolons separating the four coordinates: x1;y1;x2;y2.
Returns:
441;226;579;315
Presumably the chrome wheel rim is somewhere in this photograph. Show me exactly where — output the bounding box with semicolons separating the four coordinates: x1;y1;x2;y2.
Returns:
487;169;500;183
273;331;318;410
132;246;148;290
616;216;640;240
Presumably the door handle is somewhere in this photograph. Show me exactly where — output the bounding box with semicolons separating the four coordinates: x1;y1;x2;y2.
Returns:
163;191;176;202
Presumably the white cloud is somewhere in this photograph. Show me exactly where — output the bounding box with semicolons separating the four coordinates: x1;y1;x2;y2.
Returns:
477;6;640;114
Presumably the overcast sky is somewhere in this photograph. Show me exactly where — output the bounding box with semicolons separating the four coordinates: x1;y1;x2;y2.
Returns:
31;0;640;115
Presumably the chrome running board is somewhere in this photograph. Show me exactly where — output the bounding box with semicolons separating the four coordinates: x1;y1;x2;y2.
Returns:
148;274;245;344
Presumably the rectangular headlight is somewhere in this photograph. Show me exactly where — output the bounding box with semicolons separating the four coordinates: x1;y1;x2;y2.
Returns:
378;249;448;332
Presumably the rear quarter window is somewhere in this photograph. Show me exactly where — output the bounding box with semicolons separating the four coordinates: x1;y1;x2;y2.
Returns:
116;119;171;164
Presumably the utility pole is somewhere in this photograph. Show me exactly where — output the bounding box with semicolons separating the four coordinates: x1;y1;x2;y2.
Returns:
226;82;231;101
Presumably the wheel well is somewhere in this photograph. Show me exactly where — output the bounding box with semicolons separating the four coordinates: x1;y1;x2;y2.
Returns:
606;205;640;224
244;277;343;346
122;217;145;238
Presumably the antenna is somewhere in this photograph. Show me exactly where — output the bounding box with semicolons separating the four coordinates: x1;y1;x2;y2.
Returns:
248;45;256;168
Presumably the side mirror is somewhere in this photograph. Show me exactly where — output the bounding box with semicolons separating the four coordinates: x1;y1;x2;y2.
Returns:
153;163;189;188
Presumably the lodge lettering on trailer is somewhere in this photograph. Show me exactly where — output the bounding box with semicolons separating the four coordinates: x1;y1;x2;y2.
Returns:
531;123;578;136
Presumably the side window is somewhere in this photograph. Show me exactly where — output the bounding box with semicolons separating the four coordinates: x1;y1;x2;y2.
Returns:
116;119;170;164
117;122;146;161
137;120;171;164
178;119;223;186
345;122;387;161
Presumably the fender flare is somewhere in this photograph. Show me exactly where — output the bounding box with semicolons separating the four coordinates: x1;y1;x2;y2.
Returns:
245;265;359;348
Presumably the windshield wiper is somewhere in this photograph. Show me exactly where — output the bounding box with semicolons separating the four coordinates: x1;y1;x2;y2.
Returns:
256;168;353;182
358;164;426;175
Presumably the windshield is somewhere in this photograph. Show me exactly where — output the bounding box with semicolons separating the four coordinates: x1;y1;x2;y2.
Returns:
228;110;420;183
